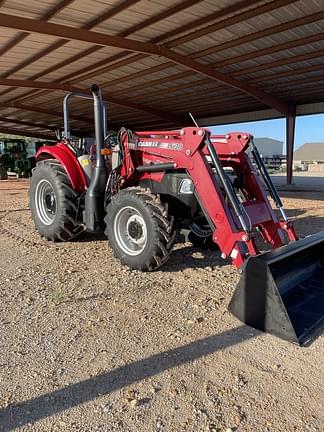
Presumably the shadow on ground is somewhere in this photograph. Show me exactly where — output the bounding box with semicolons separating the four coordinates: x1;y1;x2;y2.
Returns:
277;190;324;201
71;208;324;272
162;245;228;272
292;215;324;237
0;325;258;431
70;230;107;243
281;208;306;218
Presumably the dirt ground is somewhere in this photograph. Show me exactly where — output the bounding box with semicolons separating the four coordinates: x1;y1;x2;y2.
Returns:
0;179;323;432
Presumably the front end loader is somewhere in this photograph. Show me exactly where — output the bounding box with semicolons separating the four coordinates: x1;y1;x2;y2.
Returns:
29;84;324;346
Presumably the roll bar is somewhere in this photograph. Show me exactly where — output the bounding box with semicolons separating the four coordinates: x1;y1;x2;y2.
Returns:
63;90;108;139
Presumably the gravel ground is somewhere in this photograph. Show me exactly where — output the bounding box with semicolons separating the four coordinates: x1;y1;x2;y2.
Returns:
0;179;323;432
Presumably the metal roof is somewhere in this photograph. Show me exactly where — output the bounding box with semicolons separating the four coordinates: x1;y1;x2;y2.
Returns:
0;0;324;139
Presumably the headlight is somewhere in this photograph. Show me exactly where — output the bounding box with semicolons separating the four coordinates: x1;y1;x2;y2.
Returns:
179;178;194;194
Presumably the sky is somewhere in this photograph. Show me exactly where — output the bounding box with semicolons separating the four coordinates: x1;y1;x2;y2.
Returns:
210;113;324;150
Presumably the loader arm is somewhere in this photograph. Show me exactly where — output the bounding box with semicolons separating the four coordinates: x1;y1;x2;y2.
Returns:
124;127;323;345
130;127;296;267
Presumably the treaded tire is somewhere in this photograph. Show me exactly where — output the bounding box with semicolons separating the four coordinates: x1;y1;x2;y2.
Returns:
105;187;175;271
0;162;7;180
29;159;82;241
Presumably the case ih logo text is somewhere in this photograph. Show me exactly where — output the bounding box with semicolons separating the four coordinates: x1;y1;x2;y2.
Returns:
137;141;183;151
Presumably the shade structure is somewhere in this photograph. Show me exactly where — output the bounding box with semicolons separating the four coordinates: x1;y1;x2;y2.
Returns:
0;0;323;138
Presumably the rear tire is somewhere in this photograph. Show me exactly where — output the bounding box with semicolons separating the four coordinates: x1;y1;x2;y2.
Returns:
0;162;7;180
105;187;175;271
29;159;82;241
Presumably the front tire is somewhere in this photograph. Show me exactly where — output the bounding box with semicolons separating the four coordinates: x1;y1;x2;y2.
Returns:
29;159;82;241
105;187;175;271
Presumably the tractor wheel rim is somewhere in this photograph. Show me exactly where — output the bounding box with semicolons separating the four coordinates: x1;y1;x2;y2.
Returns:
114;206;147;256
35;179;57;225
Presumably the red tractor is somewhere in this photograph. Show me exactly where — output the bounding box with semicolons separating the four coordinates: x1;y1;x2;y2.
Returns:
29;85;324;346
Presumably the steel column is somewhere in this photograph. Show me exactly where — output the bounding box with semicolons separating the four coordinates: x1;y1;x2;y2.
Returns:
286;108;296;185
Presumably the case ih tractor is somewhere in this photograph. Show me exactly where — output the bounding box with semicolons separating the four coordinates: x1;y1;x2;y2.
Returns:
29;85;324;346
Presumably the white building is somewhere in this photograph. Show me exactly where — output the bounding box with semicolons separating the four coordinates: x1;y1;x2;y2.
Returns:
293;142;324;172
253;138;283;158
293;142;324;163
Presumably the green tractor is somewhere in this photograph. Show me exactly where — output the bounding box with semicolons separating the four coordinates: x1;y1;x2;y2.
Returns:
0;139;36;180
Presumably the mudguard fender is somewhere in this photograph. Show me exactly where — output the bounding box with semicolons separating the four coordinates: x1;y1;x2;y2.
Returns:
36;143;87;192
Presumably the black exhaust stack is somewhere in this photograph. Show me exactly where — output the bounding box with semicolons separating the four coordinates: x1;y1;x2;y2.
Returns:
84;84;108;232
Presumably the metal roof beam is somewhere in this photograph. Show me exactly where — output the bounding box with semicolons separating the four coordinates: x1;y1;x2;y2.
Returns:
60;0;295;85
119;0;202;37
0;13;288;114
163;49;324;99
0;102;93;124
129;62;324;108
52;0;275;85
0;0;203;102
0;13;160;54
178;11;324;66
0;116;60;131
1;0;141;80
0;79;185;124
167;0;296;48
0;126;54;140
125;50;324;103
14;0;254;84
160;49;288;114
98;12;324;95
152;0;259;44
42;0;76;20
2;1;262;105
0;0;75;58
258;62;324;82
106;30;324;101
236;46;324;76
83;0;141;30
0;117;91;137
0;79;81;93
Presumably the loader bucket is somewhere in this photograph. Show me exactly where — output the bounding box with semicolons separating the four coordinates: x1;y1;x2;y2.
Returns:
229;231;324;346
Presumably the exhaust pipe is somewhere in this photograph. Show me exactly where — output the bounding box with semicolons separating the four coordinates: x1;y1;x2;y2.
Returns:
84;84;108;232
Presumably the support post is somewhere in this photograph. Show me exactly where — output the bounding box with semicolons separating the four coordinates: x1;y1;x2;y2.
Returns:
286;107;296;185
